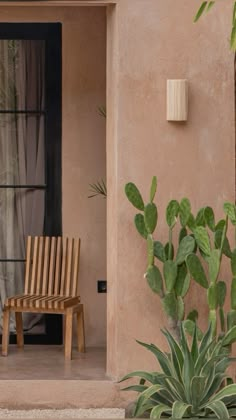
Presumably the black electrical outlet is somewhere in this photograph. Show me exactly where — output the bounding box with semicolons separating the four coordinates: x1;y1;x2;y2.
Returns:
97;280;107;293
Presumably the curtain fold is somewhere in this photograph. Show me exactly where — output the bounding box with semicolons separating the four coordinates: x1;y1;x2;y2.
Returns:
0;39;46;333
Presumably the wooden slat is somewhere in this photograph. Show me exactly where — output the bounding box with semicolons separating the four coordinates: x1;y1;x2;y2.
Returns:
42;237;50;294
54;237;62;295
36;237;44;294
60;238;68;296
72;238;80;296
24;236;32;294
65;238;73;296
30;237;39;294
48;237;56;295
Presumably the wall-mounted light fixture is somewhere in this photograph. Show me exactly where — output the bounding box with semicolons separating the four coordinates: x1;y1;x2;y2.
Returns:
167;79;188;122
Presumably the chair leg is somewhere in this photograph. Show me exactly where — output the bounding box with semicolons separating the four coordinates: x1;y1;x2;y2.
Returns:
76;305;85;353
2;307;10;356
64;308;73;360
15;312;24;349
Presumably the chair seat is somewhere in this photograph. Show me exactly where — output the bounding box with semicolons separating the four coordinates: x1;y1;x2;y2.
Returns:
5;294;80;310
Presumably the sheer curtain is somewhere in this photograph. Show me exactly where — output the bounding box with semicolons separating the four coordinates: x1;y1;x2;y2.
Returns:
0;40;45;333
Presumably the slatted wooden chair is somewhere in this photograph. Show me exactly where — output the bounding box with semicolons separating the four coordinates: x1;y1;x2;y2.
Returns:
1;236;85;360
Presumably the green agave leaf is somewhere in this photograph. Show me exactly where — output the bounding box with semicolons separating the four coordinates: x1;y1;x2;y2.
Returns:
179;227;187;244
201;372;226;406
172;400;191;418
150;176;157;203
163;260;177;292
179;198;191;227
119;370;156;384
223;202;236;225
183;319;203;341
176;235;195;266
190;376;206;409
210;384;236;402
194;1;208;22
215;357;231;374
134;394;156;418
144;203;158;234
193;226;211;256
204;206;215;231
191;325;199;363
134;214;148;239
125;182;144;211
162;329;184;371
150;404;171;419
146;265;163;296
122;385;148;392
206;400;229;419
221;325;236;346
175;264;190;297
208;249;220;283
166;200;179;229
186;253;208;289
217;281;226;308
136;340;173;377
154;241;166;263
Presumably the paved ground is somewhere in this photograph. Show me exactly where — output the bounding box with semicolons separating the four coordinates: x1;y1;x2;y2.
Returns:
0;409;125;418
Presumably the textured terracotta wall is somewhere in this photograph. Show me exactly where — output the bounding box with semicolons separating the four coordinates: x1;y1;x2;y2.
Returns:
0;6;107;347
107;0;235;378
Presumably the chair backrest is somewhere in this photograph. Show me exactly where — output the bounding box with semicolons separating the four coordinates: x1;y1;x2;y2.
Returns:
24;236;81;297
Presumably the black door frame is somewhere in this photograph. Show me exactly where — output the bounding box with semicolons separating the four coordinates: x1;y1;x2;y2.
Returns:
0;22;62;345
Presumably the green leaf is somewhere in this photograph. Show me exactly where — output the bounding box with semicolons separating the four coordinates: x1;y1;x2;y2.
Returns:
217;281;226;308
163;260;177;292
150;176;157;203
221;326;236;346
179;227;187;244
134;214;148;239
191;325;199;363
186;253;208;289
125;182;144;211
146;265;163;295
164;242;174;260
208;249;220;283
206;400;229;419
122;385;147;392
172;401;191;419
231;249;236;275
214;229;232;258
193;226;211;256
150;404;171;419
177;296;185;321
187;213;196;231
215;219;225;231
175;264;190;297
187;309;198;322
183;319;203;340
179;198;191;227
231;24;236;51
223;202;236;225
206;1;215;13
176;235;195;265
166;200;179;229
162;292;178;320
119;370;155;384
144;203;158;234
194;1;208;22
191;376;206;408
162;329;184;371
147;234;154;266
136;340;173;377
195;207;206;227
204;206;215;231
154;241;166;263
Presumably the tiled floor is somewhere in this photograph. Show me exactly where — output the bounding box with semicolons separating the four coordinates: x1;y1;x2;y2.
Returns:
0;346;107;380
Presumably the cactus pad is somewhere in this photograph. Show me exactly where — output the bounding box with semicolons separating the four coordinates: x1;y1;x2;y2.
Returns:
125;182;145;211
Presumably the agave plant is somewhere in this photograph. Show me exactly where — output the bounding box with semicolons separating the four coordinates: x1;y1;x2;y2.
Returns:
121;324;236;419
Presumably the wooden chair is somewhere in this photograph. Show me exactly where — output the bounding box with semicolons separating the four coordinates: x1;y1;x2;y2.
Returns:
1;236;85;360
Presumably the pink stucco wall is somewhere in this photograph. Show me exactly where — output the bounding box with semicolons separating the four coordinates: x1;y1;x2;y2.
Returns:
107;0;235;378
